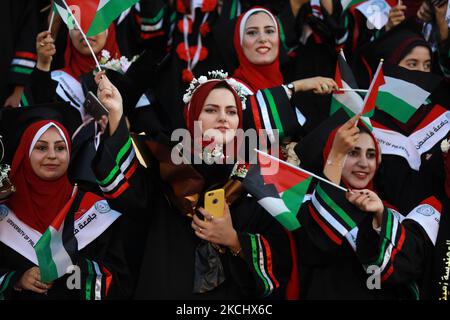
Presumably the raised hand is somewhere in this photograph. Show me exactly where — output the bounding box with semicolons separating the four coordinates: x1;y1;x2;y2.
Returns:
417;0;433;22
331;114;361;157
324;114;361;184
94;71;123;135
36;31;56;71
386;1;407;31
346;189;384;227
293;77;339;95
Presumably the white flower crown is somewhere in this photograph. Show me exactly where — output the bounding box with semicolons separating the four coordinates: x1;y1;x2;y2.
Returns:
183;70;247;109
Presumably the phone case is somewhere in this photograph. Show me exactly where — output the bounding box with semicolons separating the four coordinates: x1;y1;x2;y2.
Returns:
84;91;109;121
204;189;225;218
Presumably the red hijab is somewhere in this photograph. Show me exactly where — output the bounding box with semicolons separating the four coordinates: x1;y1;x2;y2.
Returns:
184;80;243;135
183;79;244;162
322;123;381;191
7;121;73;233
62;0;121;80
232;7;284;92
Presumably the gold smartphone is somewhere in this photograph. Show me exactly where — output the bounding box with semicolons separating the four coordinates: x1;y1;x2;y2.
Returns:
204;188;225;218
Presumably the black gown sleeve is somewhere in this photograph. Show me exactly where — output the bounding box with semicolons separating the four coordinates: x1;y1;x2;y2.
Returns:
8;0;38;89
298;181;368;252
227;200;293;299
356;204;437;287
76;220;133;300
22;68;59;105
243;85;304;145
92;116;153;218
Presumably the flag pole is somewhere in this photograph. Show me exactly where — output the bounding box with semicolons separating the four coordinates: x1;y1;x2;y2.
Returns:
336;88;368;93
48;10;55;32
61;0;102;72
254;149;349;192
339;48;347;61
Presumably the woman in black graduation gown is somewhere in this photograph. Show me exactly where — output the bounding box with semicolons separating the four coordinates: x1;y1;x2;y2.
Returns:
231;6;339;138
294;110;447;299
0;105;131;300
351;22;450;212
92;71;292;299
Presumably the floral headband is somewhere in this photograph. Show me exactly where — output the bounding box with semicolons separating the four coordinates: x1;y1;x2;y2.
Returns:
182;70;247;109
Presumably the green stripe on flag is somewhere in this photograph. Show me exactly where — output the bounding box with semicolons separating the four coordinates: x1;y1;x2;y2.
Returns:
281;178;312;214
376;91;417;123
85;259;94;300
35;230;59;282
21;93;29;107
230;0;238;19
275;211;301;231
374;209;393;266
263;89;285;138
316;184;356;229
342;0;366;10
0;272;16;296
10;66;33;75
97;137;132;186
330;97;373;130
87;0;140;36
141;7;165;24
330;96;349;115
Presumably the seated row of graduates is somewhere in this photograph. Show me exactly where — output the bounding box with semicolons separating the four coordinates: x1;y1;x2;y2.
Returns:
0;71;447;300
1;8;449;300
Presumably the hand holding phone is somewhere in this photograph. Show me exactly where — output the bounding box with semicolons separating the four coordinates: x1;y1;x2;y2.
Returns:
204;188;225;218
84;91;109;121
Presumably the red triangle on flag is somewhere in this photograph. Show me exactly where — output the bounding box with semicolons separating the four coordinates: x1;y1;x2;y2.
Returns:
361;61;385;115
258;153;311;193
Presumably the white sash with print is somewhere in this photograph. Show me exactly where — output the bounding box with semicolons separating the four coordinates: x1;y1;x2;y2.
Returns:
51;70;86;119
373;111;450;170
0;201;121;265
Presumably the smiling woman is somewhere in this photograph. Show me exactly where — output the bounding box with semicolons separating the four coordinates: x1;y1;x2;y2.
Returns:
198;85;241;145
0;105;131;300
29;126;69;181
92;73;293;299
241;11;279;66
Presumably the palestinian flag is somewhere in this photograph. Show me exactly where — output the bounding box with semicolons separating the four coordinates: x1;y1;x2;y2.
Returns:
53;0;79;30
34;189;81;283
376;63;442;123
242;152;312;231
54;0;139;36
361;60;385;117
331;53;365;117
341;0;367;11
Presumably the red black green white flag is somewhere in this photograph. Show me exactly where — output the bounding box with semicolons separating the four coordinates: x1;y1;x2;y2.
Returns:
243;152;313;231
53;0;139;36
376;63;442;123
361;60;385;117
34;188;81;283
331;53;365;116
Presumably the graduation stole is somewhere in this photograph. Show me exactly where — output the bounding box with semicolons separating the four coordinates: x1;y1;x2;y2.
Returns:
51;70;86;118
0;193;121;265
372;104;450;170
